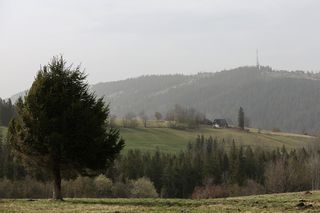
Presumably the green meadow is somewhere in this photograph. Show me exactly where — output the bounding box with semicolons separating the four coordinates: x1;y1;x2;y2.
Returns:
0;125;316;153
120;126;315;152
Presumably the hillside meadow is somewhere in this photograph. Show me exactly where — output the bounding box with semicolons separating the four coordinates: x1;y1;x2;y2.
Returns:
0;125;316;153
1;191;319;212
120;126;315;153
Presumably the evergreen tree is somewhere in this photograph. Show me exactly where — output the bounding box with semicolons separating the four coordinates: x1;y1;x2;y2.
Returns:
229;141;239;184
238;107;245;130
0;99;16;126
154;112;162;120
8;56;124;200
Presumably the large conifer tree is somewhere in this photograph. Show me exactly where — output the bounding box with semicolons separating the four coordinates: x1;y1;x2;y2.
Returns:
8;56;124;200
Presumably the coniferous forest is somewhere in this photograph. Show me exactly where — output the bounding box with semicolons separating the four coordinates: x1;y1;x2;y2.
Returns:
0;99;15;126
1;131;319;199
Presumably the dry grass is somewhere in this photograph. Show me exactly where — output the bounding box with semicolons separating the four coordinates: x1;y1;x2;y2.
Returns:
1;191;320;212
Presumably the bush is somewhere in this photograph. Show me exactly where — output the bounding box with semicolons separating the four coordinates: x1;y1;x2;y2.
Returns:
63;176;96;198
94;175;113;197
0;178;51;198
240;180;265;196
130;177;158;198
192;185;229;199
111;181;131;198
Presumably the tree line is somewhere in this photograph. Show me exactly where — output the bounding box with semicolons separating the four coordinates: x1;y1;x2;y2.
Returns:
110;136;314;198
0;99;15;126
1;131;320;198
114;104;207;129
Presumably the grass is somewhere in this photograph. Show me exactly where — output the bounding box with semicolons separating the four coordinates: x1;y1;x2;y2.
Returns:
0;125;316;153
120;126;316;153
1;191;320;212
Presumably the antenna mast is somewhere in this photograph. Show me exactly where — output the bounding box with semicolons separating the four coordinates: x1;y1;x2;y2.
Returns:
256;49;260;71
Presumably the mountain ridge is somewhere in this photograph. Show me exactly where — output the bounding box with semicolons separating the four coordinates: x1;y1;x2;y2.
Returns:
91;66;320;134
9;66;320;134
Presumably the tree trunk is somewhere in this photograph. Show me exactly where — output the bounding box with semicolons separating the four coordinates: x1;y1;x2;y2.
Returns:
52;165;62;200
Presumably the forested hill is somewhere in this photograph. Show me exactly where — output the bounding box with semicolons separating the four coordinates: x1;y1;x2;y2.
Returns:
91;66;320;134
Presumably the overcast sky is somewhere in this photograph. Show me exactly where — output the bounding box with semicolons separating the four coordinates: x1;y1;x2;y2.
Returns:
1;0;320;98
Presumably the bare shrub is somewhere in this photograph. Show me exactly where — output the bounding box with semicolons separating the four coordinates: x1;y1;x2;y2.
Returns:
94;175;113;197
192;185;229;199
62;176;96;198
111;182;131;198
264;159;287;193
130;177;158;198
240;180;265;196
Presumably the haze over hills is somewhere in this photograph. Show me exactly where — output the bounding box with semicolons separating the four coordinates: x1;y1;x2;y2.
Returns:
9;66;320;134
91;66;320;134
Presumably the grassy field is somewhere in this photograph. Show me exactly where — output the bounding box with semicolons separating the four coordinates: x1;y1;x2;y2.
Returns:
120;126;316;152
1;191;319;212
0;125;317;153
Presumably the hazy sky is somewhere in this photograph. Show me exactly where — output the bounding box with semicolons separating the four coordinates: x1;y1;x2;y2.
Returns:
1;0;320;98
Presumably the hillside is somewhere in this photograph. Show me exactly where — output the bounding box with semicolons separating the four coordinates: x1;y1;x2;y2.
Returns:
91;66;320;134
1;125;315;152
1;191;320;212
120;127;315;152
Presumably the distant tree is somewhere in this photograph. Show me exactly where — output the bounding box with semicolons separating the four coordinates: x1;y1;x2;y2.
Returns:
308;154;320;190
0;98;16;126
130;177;158;198
0;131;3;178
244;116;250;128
164;104;205;129
229;141;239;184
8;56;124;200
123;112;138;128
154;112;162;121
94;175;113;197
272;128;281;132
139;110;148;128
264;159;287;193
238;107;245;130
109;115;118;128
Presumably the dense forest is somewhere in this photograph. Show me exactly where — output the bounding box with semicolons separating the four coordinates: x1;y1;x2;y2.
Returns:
90;66;320;134
1;129;319;198
0;99;15;126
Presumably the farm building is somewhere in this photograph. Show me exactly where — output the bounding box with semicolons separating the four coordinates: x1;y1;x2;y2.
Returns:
212;119;229;128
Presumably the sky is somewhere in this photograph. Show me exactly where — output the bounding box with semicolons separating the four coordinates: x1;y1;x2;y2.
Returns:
1;0;320;98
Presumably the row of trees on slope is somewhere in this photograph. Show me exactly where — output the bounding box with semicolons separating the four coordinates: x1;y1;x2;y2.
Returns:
111;136;316;198
115;105;249;131
115;104;207;129
1;134;320;198
0;99;15;126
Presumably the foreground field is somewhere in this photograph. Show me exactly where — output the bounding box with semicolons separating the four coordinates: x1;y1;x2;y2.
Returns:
1;191;319;212
121;127;315;152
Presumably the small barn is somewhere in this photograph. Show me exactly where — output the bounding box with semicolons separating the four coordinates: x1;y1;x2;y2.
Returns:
212;119;229;128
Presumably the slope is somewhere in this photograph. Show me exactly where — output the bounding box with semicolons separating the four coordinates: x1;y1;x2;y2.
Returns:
120;127;315;152
91;66;320;134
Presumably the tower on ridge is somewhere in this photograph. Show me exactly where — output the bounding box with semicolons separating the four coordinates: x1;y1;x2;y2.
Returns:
256;49;260;71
